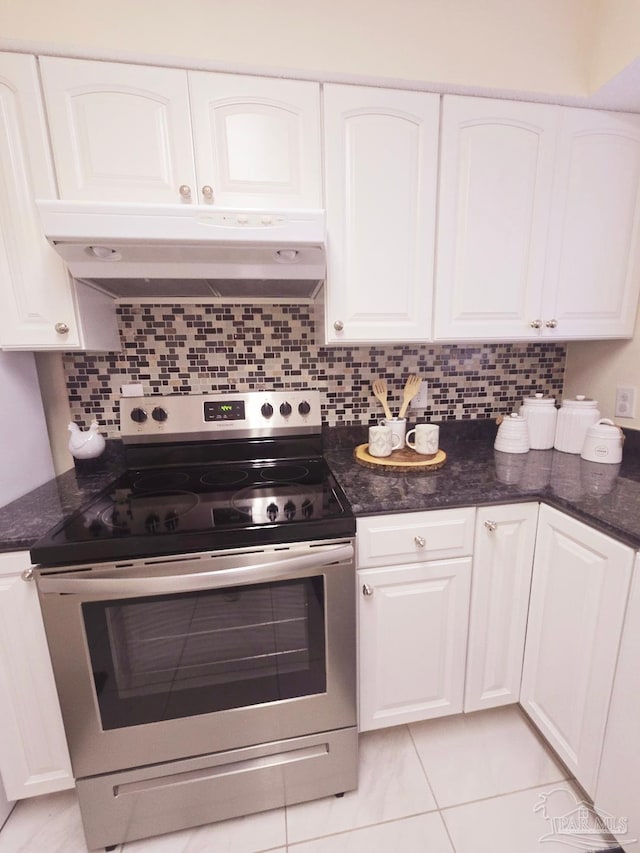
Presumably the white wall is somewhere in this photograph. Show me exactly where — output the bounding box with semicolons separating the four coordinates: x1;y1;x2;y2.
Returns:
0;352;54;507
564;300;640;430
590;0;640;90
0;0;598;97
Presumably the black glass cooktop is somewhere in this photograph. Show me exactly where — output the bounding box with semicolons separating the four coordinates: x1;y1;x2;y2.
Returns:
31;449;355;566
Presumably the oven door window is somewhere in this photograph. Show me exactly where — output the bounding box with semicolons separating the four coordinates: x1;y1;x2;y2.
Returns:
82;577;326;730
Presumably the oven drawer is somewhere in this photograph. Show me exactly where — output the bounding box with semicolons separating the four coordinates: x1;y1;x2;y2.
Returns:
356;508;476;567
77;727;358;850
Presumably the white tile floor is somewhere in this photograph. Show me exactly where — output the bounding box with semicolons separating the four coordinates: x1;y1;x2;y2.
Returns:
0;706;620;853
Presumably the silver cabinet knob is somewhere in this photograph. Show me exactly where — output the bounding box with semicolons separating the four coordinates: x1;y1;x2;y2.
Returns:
54;322;69;335
362;584;374;597
484;520;497;532
414;535;426;548
179;184;192;201
545;319;558;329
201;185;214;202
21;568;34;582
529;319;542;329
333;320;344;332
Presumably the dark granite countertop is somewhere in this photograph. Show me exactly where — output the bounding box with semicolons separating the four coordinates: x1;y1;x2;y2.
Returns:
2;423;640;556
0;442;126;555
324;421;640;551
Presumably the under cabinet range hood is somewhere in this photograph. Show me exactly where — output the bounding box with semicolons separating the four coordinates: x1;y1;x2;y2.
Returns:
36;200;326;300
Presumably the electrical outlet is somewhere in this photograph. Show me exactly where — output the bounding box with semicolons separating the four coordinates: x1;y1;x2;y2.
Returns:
615;386;637;418
410;381;429;409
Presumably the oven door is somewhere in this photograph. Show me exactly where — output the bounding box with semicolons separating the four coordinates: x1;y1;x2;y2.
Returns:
36;538;355;779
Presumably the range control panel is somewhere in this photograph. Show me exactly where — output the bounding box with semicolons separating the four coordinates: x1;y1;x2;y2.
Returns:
120;390;322;444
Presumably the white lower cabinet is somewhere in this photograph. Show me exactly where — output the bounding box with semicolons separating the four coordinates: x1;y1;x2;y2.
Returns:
465;503;538;712
358;557;471;731
0;552;73;800
520;504;634;797
595;554;640;845
356;508;474;731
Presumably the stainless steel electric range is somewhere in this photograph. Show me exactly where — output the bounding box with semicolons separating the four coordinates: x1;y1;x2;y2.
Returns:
31;390;357;852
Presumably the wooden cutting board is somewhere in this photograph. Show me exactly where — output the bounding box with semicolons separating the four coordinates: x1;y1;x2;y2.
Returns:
354;444;447;471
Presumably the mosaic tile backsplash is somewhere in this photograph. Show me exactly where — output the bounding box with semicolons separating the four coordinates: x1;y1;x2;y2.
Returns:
63;304;566;439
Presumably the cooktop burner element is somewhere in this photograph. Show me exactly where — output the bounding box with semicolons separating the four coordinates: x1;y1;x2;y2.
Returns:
31;390;355;565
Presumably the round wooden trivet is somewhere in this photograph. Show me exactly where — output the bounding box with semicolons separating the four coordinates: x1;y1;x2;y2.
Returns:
353;444;447;471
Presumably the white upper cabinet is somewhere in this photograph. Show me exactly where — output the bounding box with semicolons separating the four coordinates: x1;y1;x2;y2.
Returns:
542;107;640;339
434;96;560;341
323;84;439;343
435;95;640;342
189;72;321;208
40;57;321;208
0;52;118;351
40;57;196;204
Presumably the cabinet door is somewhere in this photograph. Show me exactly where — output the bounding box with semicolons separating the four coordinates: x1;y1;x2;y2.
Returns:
0;53;82;348
542;107;640;339
465;503;537;712
434;96;559;341
189;72;321;208
0;553;73;800
323;84;438;343
595;554;640;846
358;557;471;731
520;505;633;797
40;56;196;203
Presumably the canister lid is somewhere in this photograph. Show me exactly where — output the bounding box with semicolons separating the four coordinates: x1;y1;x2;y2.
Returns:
561;395;598;408
522;392;556;406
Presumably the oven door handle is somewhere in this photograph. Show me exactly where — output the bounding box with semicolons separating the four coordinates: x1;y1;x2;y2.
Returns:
37;543;354;596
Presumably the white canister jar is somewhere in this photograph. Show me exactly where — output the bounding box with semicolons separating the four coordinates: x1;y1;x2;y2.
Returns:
580;419;624;464
554;396;600;454
519;393;557;449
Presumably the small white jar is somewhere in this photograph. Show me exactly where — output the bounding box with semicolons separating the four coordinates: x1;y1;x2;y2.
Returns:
580;419;624;464
554;396;600;454
519;393;557;449
494;413;530;454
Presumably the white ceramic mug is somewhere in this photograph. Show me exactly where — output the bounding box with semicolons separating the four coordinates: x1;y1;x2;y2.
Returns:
368;425;393;457
405;423;439;455
379;417;406;451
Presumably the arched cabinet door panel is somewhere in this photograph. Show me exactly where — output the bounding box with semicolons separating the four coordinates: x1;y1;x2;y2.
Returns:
542;107;640;340
0;52;118;351
40;56;196;203
323;84;438;343
189;72;321;208
434;95;559;342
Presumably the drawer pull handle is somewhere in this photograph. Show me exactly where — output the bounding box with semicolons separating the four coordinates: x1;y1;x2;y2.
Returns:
362;584;374;597
414;535;426;547
484;520;497;532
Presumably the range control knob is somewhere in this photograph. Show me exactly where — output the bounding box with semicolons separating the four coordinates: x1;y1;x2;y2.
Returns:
261;402;274;419
152;406;168;422
130;407;147;424
266;503;279;522
280;402;292;417
298;400;311;416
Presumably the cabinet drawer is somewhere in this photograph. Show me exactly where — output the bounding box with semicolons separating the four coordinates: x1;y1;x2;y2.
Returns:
356;508;476;567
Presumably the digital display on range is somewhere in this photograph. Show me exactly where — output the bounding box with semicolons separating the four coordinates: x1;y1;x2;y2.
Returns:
204;400;246;421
